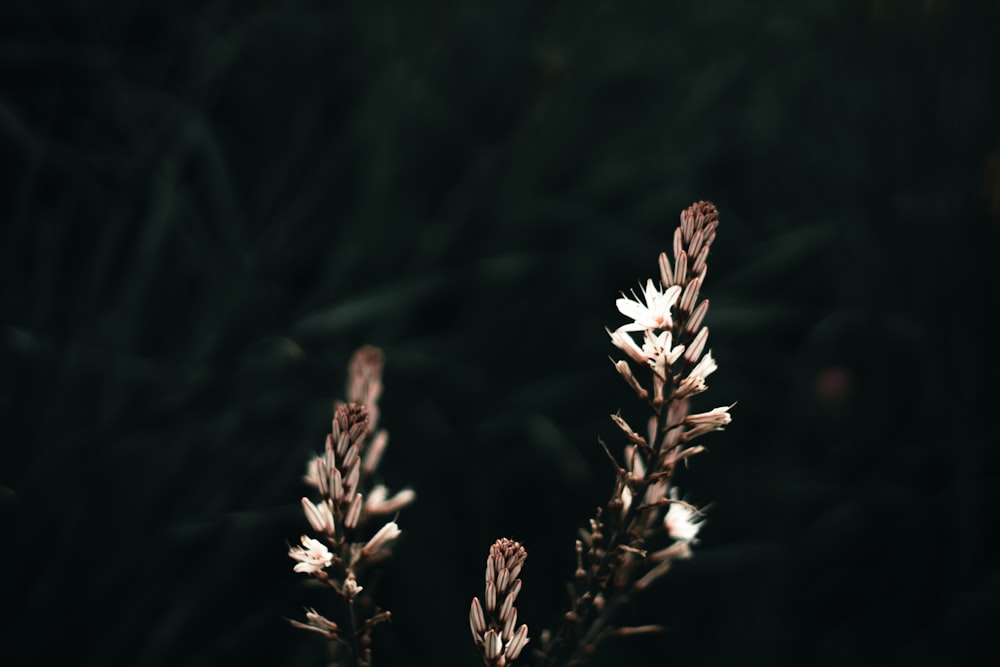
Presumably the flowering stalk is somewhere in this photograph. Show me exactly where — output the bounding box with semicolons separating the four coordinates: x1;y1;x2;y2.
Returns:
470;539;532;667
288;346;415;667
532;201;731;666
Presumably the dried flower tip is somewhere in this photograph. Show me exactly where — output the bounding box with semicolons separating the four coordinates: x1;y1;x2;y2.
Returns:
612;414;647;448
613;360;649;401
364;485;417;515
302;497;335;534
665;490;704;543
361;520;401;557
616;280;681;332
289;535;334;574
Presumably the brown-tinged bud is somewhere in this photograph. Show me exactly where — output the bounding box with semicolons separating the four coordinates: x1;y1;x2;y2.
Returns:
678;277;701;314
674;249;688;286
659;251;673;286
684;326;708;365
484;629;502;660
686;299;709;335
504;624;530;661
613;360;649;401
362;429;389;474
470;597;486;639
344;492;363;529
485;580;497;613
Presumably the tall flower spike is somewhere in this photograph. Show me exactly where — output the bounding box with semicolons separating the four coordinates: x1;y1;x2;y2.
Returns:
289;346;412;666
536;201;730;664
470;539;530;666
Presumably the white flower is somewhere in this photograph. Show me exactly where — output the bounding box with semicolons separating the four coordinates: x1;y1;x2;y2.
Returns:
685;405;732;427
641;330;686;367
361;521;401;558
616;280;682;332
620;485;633;517
664;489;703;543
289;535;334;574
676;350;717;398
343;575;364;599
364;485;417;515
687;350;717;381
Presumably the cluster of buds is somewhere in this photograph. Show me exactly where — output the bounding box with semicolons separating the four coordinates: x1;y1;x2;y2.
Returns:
469;539;531;666
288;346;414;666
532;202;731;666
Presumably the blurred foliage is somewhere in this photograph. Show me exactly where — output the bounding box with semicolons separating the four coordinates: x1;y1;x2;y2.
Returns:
1;0;998;666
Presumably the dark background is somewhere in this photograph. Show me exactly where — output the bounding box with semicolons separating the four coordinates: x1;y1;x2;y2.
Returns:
2;1;998;666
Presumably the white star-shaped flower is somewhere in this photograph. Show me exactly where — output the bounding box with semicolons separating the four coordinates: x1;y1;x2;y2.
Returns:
641;330;686;367
289;535;334;574
664;489;704;543
616;280;682;332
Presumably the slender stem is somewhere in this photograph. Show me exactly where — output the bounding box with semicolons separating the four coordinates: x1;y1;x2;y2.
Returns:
347;599;364;667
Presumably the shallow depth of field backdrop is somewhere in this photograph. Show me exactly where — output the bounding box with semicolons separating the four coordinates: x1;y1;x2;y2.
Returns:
1;1;998;666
